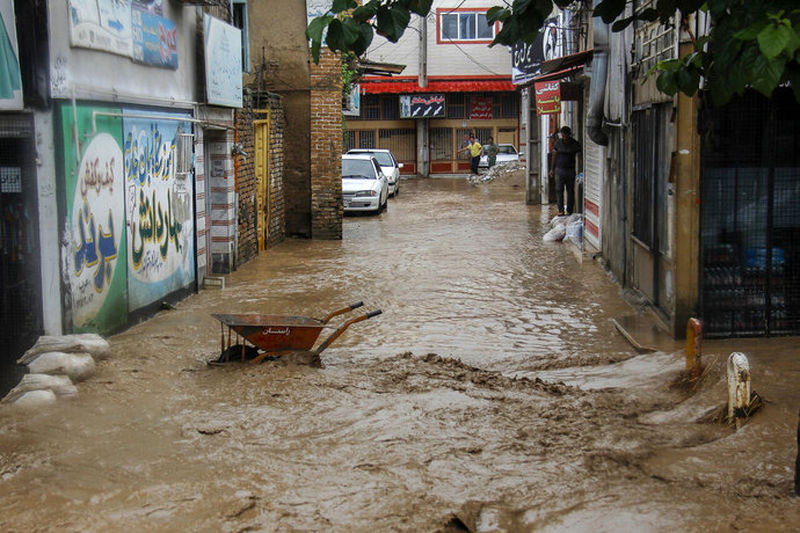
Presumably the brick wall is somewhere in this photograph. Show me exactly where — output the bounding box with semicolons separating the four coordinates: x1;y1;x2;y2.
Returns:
309;50;343;240
234;90;286;264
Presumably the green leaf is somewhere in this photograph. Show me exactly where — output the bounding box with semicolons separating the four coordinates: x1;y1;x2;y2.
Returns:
638;8;660;22
676;66;701;96
352;23;374;55
341;18;362;46
486;6;510;25
325;19;344;51
612;16;634;32
352;1;380;22
751;54;786;96
594;0;626;24
331;0;357;14
656;70;678;95
757;22;793;59
734;20;768;41
376;4;410;42
409;0;433;16
307;14;334;44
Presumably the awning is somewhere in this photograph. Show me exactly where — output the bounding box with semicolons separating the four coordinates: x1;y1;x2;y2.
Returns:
532;49;593;82
360;76;514;94
533;65;584;82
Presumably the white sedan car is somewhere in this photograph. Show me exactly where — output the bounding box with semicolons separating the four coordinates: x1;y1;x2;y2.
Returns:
346;148;403;196
479;143;520;169
341;154;389;214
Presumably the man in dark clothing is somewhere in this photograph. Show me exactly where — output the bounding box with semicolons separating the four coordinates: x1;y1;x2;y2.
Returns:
549;126;581;215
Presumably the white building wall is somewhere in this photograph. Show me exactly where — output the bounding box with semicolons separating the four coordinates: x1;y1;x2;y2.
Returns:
364;1;512;78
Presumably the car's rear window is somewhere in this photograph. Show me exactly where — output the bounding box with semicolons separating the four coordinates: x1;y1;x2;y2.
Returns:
350;151;393;166
342;159;376;179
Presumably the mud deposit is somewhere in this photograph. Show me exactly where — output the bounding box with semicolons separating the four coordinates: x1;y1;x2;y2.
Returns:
1;176;799;531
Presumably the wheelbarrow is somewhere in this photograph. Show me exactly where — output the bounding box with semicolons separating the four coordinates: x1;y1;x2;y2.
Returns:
209;301;382;365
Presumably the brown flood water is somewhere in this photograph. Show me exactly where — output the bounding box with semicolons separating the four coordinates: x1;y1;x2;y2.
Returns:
1;174;799;532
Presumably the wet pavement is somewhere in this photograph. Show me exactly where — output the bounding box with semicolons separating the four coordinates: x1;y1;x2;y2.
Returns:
1;173;799;531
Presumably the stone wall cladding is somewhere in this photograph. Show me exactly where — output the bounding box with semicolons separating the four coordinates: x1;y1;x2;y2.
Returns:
309;50;343;240
235;90;286;264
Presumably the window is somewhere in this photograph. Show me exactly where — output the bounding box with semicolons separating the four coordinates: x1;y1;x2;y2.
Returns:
439;10;496;43
232;0;250;73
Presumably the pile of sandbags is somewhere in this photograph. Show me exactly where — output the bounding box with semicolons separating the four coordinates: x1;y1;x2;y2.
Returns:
543;213;583;244
466;161;524;185
2;333;110;408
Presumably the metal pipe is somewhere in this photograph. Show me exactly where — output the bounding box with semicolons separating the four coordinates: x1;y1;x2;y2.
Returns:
587;0;609;146
90;110;234;139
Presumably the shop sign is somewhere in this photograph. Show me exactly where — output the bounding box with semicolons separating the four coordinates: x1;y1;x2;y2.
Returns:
470;97;493;120
534;81;561;115
400;94;445;118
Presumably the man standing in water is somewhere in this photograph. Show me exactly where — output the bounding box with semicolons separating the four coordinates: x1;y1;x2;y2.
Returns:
549;126;581;216
460;134;483;175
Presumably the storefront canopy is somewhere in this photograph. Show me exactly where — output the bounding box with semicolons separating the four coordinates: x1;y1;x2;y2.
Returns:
360;76;514;94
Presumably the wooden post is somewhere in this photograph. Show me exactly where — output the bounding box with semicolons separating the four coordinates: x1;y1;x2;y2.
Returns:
686;318;702;379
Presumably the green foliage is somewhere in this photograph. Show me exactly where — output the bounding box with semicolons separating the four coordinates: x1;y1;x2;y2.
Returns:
308;0;800;104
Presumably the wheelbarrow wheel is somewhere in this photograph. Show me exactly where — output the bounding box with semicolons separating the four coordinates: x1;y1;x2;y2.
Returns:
215;344;260;363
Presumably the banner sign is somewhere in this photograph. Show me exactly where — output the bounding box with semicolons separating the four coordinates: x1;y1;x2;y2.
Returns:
132;9;178;68
534;81;561;115
68;0;133;58
512;17;558;85
0;1;23;110
203;14;242;108
470;96;493;120
400;94;445;118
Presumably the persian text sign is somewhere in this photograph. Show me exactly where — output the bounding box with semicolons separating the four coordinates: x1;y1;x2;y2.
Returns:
534;81;561;115
470;97;493;120
123;110;195;310
400;94;445;118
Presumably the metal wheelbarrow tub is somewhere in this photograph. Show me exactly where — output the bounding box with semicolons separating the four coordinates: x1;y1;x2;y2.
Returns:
210;301;381;365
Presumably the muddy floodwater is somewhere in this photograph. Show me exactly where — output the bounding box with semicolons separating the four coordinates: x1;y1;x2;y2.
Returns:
1;174;799;531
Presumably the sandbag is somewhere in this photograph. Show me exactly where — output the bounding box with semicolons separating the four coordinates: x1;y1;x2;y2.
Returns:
550;215;568;228
543;225;567;242
27;352;96;382
18;334;110;364
1;374;78;404
13;390;57;408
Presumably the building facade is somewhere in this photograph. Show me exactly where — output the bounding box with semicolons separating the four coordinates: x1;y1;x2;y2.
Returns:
0;0;242;389
346;0;519;176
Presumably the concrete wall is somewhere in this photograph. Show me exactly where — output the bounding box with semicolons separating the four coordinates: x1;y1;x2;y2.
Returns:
245;0;312;238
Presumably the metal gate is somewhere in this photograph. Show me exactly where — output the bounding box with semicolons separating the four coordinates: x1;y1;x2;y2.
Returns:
1;116;41;394
700;89;800;336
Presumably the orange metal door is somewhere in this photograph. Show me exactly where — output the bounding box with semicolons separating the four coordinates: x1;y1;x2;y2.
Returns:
254;115;270;251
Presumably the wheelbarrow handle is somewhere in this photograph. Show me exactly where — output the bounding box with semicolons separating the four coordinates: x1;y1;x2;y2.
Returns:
314;309;383;355
321;301;365;324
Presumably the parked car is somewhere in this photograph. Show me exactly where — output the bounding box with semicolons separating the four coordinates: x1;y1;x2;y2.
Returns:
346;148;403;196
341;154;389;214
479;144;520;169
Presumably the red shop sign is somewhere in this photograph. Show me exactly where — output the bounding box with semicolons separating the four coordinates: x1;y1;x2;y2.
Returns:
534;81;561;115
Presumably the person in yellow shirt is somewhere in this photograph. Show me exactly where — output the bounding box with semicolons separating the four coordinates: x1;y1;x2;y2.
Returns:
459;135;483;175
